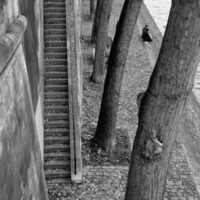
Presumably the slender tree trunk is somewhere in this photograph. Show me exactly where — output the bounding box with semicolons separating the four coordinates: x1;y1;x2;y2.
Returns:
94;0;143;151
125;1;200;199
89;0;96;19
91;0;113;83
91;0;102;43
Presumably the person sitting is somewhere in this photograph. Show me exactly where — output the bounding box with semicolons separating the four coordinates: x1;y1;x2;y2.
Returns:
142;25;153;42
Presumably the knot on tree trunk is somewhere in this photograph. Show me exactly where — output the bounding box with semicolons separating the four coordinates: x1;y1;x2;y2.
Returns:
141;131;163;161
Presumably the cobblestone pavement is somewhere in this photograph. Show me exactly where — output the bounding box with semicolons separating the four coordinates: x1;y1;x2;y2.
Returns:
47;0;200;199
48;142;199;200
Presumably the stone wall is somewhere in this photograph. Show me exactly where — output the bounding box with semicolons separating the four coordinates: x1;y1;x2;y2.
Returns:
0;16;47;200
0;0;19;34
0;0;44;157
0;0;44;111
18;0;44;111
18;0;44;157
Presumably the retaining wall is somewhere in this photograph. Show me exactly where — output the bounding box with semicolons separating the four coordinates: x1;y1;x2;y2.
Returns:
0;16;47;200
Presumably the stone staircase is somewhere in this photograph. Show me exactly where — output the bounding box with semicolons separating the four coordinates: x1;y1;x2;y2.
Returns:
43;0;70;182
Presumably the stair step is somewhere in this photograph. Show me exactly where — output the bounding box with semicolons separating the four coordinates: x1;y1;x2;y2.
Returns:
45;170;70;180
44;35;66;41
44;152;70;161
44;84;68;92
45;59;67;65
44;3;65;8
44;104;68;112
44;98;68;106
45;53;67;59
44;29;66;35
45;71;68;78
44;136;69;145
44;47;67;53
44;128;69;137
45;65;67;72
44;18;66;25
44;0;65;3
44;120;69;128
44;13;66;19
44;8;65;13
45;78;68;85
44;24;66;30
45;41;66;47
44;91;68;99
44;144;70;153
45;113;69;120
44;160;70;169
44;0;65;2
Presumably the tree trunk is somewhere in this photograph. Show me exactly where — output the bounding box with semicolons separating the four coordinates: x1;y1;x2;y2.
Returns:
91;0;102;43
89;0;96;19
91;0;113;83
125;1;200;199
94;0;143;151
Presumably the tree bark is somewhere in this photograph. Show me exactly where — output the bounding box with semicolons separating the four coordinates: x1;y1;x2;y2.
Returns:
89;0;96;19
91;0;113;83
94;0;143;151
125;1;200;199
91;0;102;43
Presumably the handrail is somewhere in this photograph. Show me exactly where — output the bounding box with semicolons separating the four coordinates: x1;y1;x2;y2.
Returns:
0;15;27;75
66;0;82;182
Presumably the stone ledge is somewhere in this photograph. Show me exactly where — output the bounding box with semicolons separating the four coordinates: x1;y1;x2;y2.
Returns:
0;15;27;74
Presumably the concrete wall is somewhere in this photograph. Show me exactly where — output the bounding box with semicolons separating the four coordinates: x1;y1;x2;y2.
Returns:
0;16;47;200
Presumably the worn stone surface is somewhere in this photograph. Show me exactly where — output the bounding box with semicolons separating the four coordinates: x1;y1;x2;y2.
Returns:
18;0;44;111
0;0;44;156
0;15;27;73
0;0;19;34
0;43;47;200
0;0;44;110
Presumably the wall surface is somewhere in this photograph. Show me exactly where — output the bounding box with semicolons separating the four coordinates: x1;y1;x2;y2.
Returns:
18;0;44;111
0;0;44;153
0;0;44;111
0;0;19;34
0;3;47;199
0;43;47;199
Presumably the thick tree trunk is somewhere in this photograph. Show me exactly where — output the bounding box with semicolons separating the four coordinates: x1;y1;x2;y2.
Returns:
89;0;96;19
94;0;143;151
125;1;200;200
91;0;102;43
91;0;113;83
